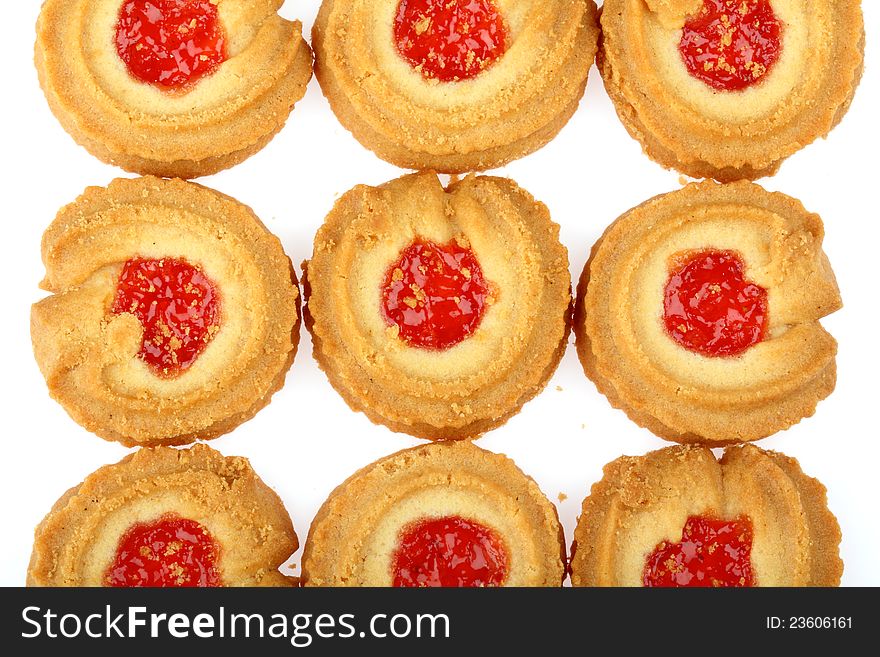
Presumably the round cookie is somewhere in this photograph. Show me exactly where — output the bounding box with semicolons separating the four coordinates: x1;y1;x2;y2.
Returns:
28;444;297;587
35;0;313;178
313;0;599;172
304;172;571;440
302;442;565;587
575;181;840;444
598;0;864;181
32;176;300;447
570;444;842;587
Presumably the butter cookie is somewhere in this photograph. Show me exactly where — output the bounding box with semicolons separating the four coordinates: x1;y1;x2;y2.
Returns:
313;0;599;172
575;181;840;444
302;442;565;587
28;444;296;587
598;0;864;181
304;172;571;440
35;0;313;178
570;445;842;587
32;177;300;446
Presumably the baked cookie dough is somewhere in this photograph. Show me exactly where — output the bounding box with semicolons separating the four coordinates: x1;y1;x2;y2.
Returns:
598;0;864;181
302;442;565;587
575;181;840;444
570;445;842;587
313;0;599;172
35;0;313;178
32;176;300;447
28;444;297;587
304;172;571;440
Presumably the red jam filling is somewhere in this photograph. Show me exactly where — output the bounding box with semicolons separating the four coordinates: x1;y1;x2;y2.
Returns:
105;515;221;587
392;516;508;587
112;257;221;377
679;0;782;91
663;249;768;357
394;0;507;82
116;0;227;89
382;239;490;350
644;516;754;587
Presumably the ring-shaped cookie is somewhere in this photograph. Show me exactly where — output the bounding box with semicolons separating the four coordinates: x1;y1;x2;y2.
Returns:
302;442;565;587
28;445;297;587
36;0;313;178
313;0;599;172
32;176;300;447
575;181;840;444
599;0;864;181
304;172;571;440
570;445;842;587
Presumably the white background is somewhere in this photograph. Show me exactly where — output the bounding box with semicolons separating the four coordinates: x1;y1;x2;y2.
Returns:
2;1;878;586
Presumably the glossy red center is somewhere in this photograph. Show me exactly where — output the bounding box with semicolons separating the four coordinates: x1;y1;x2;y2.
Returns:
382;239;490;350
679;0;782;91
112;257;221;377
394;0;507;82
116;0;227;89
392;516;508;587
106;515;221;587
644;516;754;587
663;249;768;357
